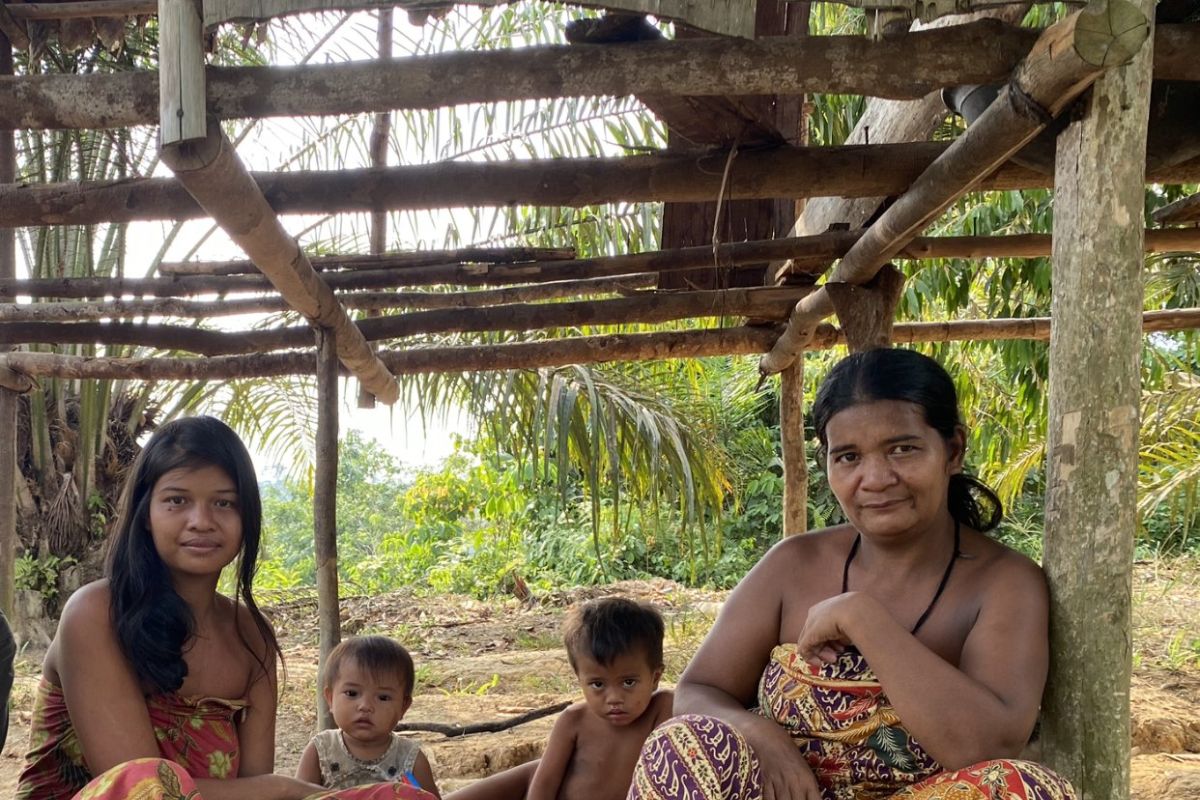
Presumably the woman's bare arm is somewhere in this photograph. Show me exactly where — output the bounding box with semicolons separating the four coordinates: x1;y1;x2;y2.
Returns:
799;550;1049;768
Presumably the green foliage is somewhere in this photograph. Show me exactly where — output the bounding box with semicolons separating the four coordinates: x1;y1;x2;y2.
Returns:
14;554;77;602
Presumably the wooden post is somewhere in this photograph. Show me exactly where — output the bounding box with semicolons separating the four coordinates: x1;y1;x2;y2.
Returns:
1040;1;1154;796
780;358;807;535
314;327;341;732
157;0;206;145
0;31;15;618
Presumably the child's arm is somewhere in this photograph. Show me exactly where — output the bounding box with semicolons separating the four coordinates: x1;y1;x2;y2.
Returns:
526;708;579;800
411;750;440;799
652;690;675;727
295;740;324;786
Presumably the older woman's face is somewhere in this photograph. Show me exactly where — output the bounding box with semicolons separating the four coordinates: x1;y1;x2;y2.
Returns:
824;399;964;542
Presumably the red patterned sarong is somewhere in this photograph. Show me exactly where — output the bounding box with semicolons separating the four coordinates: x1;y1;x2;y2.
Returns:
630;644;1076;800
17;679;434;800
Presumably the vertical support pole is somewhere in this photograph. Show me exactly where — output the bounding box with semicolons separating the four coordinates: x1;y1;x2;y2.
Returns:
314;327;341;731
0;32;17;618
158;0;207;145
780;357;807;536
1041;5;1154;797
358;7;393;410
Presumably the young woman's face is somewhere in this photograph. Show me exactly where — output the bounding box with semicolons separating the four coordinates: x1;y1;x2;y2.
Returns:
823;399;964;541
148;463;244;580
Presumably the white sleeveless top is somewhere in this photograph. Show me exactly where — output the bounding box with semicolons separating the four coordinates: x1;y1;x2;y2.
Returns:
311;728;422;791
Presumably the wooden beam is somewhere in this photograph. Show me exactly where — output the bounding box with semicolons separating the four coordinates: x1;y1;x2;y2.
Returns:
0;31;15;619
159;119;400;403
4;0;157;19
0;275;658;321
760;0;1151;375
6;24;1200;132
201;0;756;37
1151;192;1200;224
7;142;1200;229
2;309;1197;382
7;227;1200;301
157;0;206;145
159;247;577;276
1041;0;1155;794
780;358;807;536
313;326;340;733
0;286;812;355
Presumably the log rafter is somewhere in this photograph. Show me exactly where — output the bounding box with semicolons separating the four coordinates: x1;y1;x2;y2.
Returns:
6;143;1200;229
2;23;1198;131
1;286;812;355
3;309;1197;384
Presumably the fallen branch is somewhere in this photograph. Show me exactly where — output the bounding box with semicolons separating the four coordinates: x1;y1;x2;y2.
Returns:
395;701;571;738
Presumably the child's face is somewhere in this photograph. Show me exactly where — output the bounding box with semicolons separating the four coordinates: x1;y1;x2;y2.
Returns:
573;648;662;727
325;658;412;748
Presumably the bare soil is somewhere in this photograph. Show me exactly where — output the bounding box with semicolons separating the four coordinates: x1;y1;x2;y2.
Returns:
2;568;1198;798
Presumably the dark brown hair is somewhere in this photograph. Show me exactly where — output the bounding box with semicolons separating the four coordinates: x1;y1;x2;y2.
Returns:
324;636;416;699
563;596;664;672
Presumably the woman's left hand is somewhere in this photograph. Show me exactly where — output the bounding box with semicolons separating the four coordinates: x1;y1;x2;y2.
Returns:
797;592;874;666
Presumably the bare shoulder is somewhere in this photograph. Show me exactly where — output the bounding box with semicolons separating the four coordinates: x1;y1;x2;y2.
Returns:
753;525;855;582
58;580;114;638
961;532;1047;599
649;689;674;725
230;596;278;661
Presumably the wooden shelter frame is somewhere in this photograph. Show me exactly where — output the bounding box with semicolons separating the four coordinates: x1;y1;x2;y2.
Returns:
1;0;1198;793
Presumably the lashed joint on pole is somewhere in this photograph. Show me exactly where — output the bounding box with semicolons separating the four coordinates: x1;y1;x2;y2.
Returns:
758;0;1151;376
159;118;400;404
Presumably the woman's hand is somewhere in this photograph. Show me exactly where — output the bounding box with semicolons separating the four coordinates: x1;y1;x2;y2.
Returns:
796;592;876;666
743;716;823;800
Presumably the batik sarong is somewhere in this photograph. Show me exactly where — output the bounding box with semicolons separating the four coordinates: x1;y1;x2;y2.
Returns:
630;644;1076;800
69;758;434;800
17;679;434;800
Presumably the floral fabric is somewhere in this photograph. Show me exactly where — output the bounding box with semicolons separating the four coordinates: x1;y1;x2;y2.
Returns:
629;644;1077;800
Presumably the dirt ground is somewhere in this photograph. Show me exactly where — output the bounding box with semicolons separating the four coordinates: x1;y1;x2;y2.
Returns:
2;567;1198;798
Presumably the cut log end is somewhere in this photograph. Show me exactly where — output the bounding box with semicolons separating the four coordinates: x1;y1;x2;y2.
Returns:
1074;0;1150;68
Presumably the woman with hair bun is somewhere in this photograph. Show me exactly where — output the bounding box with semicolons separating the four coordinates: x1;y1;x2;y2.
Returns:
630;348;1076;800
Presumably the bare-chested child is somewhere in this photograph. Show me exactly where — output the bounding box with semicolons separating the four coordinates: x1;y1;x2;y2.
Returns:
447;596;673;800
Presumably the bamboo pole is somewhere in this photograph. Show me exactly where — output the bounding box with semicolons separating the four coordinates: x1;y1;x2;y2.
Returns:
313;326;340;733
1040;0;1155;794
6;227;1199;304
0;275;659;322
159;247;577;276
0;31;15;619
3;23;1199;131
159;120;400;403
7;142;1200;229
760;0;1151;376
1;287;812;355
3;309;1197;382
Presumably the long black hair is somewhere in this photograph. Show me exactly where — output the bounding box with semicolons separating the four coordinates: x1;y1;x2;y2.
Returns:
105;415;280;693
811;348;1003;532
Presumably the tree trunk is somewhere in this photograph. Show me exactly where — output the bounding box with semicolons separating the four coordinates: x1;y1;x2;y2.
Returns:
1040;3;1155;798
0;31;15;618
780;359;807;536
314;327;340;732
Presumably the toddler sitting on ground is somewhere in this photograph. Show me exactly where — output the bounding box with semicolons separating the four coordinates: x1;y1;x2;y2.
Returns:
298;636;440;797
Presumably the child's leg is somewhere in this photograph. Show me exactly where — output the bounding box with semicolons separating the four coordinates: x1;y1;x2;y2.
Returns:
445;760;537;800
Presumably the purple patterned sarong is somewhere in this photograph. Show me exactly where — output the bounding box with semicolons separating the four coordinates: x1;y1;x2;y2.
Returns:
629;644;1076;800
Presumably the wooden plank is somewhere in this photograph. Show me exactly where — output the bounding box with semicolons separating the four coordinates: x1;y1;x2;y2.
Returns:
8;142;1200;228
202;0;755;37
1040;1;1155;796
3;309;1197;382
158;0;207;144
760;0;1151;375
